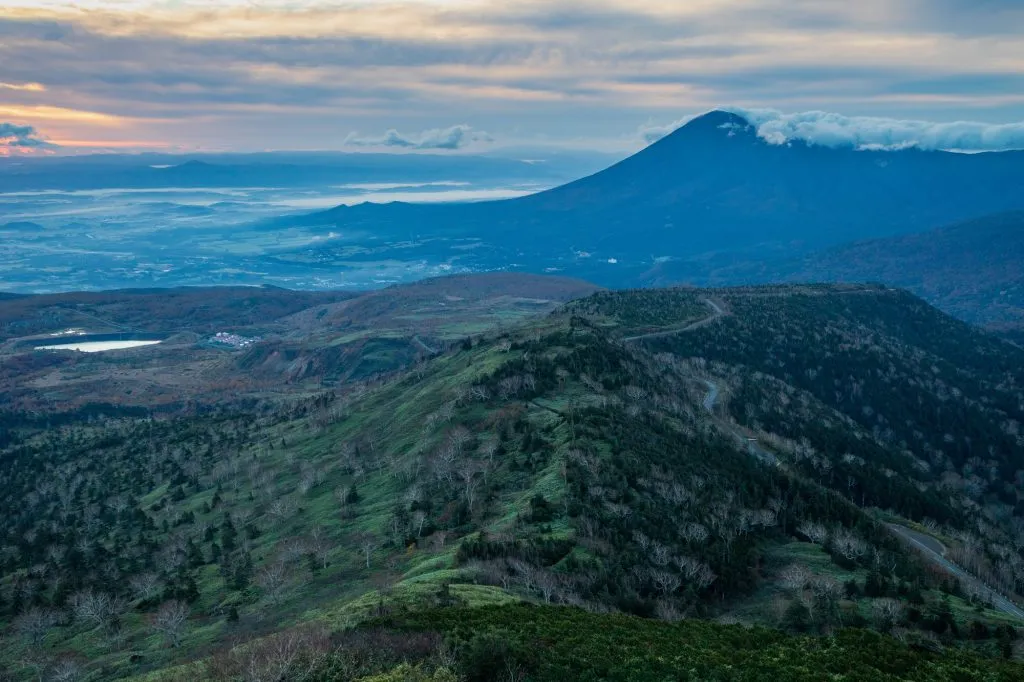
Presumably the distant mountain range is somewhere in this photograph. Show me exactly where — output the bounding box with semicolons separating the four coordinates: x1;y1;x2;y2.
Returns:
283;110;1024;327
0;149;615;192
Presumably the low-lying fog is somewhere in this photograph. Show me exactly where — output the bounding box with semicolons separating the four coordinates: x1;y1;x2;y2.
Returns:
0;181;548;294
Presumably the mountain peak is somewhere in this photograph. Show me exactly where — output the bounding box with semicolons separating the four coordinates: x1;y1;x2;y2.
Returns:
656;110;758;148
166;160;216;171
684;108;757;135
688;109;753;130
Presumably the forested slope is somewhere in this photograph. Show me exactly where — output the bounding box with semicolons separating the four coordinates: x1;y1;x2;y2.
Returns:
581;285;1024;606
1;284;1023;680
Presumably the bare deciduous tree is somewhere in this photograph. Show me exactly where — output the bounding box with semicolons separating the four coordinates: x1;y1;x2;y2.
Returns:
255;561;293;605
624;385;647;402
448;426;473;455
796;520;829;545
307;526;333;569
456;460;482;510
871;598;904;632
831;527;868;562
210;625;331;682
151;600;190;648
267;496;298;521
479;439;499;482
654;600;685;623
778;563;811;592
679;522;709;544
498;376;523;399
534;570;559;603
359;532;379;569
129;573;161;602
412;510;428;538
13;607;60;647
69;589;122;633
802;574;843;627
650;569;682;596
673;555;716;590
649;541;672;567
50;658;83;682
277;537;310;564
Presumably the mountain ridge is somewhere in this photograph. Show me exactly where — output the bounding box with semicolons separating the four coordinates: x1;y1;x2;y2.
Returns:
772;211;1024;328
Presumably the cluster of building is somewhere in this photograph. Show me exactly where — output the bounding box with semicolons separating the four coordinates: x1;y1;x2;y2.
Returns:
209;331;260;348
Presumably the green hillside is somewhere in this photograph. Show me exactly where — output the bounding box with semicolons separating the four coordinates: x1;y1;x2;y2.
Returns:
2;283;1023;680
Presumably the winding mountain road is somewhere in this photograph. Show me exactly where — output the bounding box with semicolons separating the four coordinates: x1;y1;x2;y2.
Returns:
887;524;1024;620
412;335;439;355
623;297;725;343
620;291;1022;620
701;379;778;466
624;296;776;469
702;379;720;413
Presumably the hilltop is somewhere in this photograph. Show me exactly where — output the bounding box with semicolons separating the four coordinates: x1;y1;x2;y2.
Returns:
1;281;1023;679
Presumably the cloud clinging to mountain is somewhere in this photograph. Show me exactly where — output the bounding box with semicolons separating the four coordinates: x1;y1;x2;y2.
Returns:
732;108;1024;152
643;108;1024;152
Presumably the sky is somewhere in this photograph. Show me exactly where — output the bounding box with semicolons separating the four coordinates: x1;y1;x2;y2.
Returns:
1;0;1024;155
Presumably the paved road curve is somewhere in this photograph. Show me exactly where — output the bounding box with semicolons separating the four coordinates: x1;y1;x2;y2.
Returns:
701;379;778;466
624;298;724;343
887;523;1024;620
702;379;720;413
413;335;439;355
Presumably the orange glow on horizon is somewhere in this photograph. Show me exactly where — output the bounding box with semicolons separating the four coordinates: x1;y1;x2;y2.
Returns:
48;139;174;148
0;105;126;126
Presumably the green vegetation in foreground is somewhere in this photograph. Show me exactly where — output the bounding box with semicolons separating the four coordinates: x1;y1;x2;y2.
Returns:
142;604;1024;682
391;604;1024;681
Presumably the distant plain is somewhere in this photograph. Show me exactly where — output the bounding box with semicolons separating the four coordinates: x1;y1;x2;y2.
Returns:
0;181;549;293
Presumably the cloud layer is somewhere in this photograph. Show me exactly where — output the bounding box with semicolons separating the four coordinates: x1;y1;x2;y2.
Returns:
732;108;1024;151
2;1;1024;151
344;125;492;150
0;122;51;148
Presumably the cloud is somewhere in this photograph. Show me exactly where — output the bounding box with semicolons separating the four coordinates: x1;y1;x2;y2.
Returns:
0;81;45;91
0;122;53;148
726;107;1024;151
4;2;1024;152
344;124;492;150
